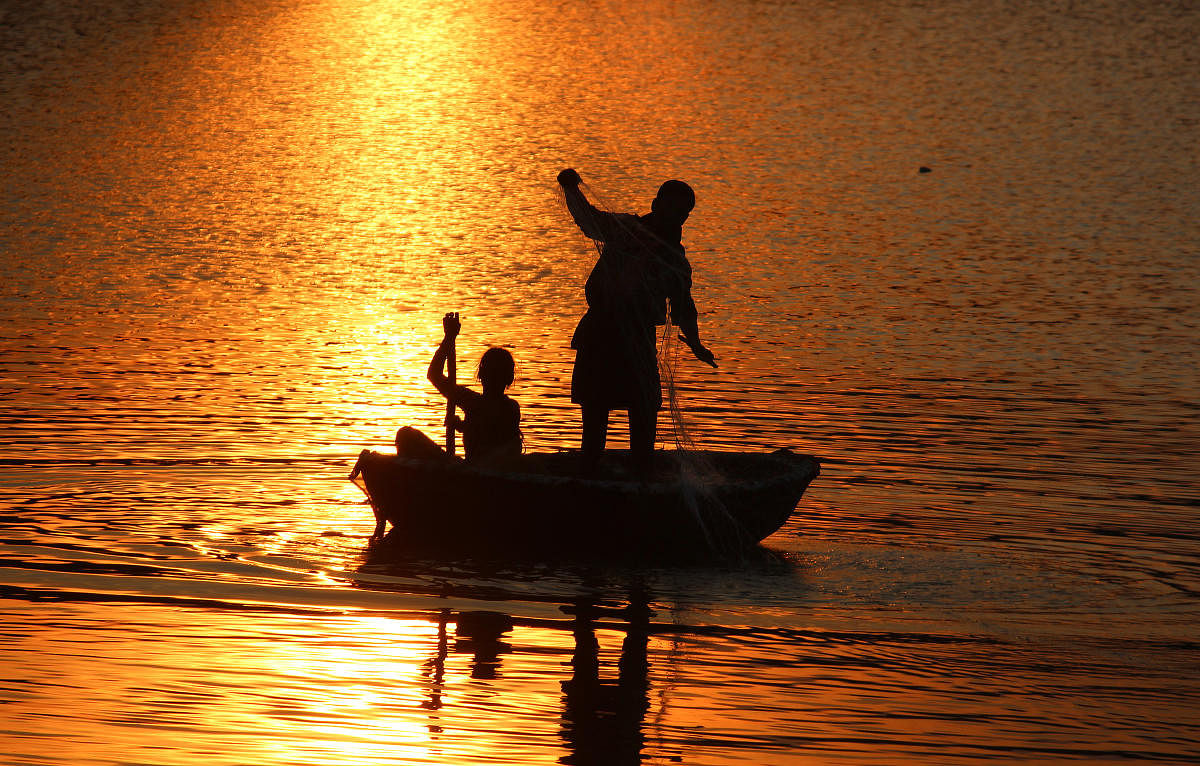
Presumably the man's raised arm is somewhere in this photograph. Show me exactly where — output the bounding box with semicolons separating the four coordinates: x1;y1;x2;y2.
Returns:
558;168;618;242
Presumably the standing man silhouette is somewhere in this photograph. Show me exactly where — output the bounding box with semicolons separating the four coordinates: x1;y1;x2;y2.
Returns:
557;168;716;474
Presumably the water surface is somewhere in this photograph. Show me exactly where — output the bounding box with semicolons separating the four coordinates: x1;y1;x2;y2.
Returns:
2;0;1198;763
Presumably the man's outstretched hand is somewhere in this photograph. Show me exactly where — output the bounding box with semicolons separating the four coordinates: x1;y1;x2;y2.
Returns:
679;335;718;368
557;168;582;187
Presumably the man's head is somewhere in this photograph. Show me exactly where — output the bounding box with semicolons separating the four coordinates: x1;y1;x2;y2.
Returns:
651;180;695;225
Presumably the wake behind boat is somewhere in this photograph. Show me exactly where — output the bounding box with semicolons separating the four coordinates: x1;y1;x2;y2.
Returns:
351;448;820;559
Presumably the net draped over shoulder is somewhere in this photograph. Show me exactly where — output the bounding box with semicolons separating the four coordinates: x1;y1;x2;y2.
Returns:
566;202;698;412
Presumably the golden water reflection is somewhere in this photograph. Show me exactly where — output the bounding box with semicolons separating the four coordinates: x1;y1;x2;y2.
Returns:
9;589;1193;765
2;601;666;765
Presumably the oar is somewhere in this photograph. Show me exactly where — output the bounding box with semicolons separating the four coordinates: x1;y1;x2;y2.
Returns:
445;311;458;456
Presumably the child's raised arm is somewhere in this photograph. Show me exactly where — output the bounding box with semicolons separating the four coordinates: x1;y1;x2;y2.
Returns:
427;312;461;398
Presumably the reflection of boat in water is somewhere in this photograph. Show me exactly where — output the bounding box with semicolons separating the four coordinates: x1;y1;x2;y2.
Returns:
351;448;819;558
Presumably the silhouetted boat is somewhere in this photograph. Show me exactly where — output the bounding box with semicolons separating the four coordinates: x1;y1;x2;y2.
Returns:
351;448;819;558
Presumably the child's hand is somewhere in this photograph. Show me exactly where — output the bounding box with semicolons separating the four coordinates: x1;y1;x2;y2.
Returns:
557;168;581;187
443;312;460;340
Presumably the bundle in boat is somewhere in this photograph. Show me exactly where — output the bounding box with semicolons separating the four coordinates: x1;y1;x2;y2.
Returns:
352;448;819;559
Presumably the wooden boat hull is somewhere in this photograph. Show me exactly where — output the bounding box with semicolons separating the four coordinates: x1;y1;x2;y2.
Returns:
352;449;820;559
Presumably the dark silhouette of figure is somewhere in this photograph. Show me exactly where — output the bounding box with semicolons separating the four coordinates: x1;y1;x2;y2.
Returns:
375;313;521;538
557;169;716;473
393;313;521;463
559;594;652;765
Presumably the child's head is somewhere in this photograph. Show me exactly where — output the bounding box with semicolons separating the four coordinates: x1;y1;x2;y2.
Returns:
477;346;515;391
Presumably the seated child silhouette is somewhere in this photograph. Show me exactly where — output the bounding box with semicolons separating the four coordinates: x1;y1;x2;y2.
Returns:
394;312;522;466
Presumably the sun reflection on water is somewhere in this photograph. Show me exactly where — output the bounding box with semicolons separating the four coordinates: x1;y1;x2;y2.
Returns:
4;604;590;765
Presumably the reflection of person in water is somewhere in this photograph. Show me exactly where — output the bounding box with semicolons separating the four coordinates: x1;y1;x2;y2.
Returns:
454;610;514;680
557;169;716;472
559;597;651;765
421;609;450;734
